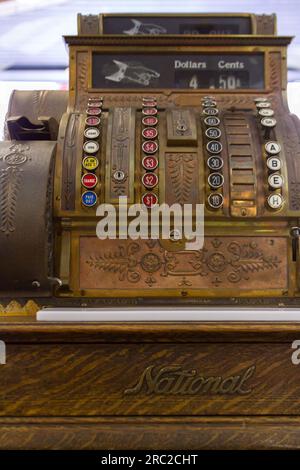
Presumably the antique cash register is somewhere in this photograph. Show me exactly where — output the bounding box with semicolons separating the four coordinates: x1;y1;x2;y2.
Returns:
1;13;300;450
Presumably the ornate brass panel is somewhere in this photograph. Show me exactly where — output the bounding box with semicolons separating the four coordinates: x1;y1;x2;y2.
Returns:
79;237;288;292
165;153;199;205
105;107;135;203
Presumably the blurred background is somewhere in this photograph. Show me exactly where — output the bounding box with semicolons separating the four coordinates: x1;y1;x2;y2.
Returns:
0;0;300;134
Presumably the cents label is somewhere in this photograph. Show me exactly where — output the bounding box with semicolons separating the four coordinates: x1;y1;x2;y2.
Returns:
207;141;223;154
204;116;220;127
208;172;224;189
207;155;224;171
205;127;221;139
208;193;224;209
202;100;217;107
203;108;218;116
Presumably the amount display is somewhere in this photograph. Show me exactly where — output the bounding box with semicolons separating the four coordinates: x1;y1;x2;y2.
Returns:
92;53;264;90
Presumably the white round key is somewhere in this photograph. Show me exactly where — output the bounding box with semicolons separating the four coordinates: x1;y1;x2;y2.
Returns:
254;97;269;102
268;173;283;189
259;108;274;117
84;127;100;139
265;141;281;155
267;157;281;171
261;117;277;128
256;102;271;109
205;127;221;139
202;100;217;107
267;193;283;209
208;172;224;188
203;108;219;116
83;140;99;154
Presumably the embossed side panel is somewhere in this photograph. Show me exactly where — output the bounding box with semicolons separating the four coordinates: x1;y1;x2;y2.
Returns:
255;14;276;34
61;113;80;211
165;153;198;205
105;107;135;203
0;141;56;295
79;237;288;291
0;342;299;416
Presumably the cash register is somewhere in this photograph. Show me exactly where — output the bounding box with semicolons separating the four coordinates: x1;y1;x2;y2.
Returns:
0;12;300;451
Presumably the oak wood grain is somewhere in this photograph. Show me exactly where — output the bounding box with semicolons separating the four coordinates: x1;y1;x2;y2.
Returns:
0;319;300;449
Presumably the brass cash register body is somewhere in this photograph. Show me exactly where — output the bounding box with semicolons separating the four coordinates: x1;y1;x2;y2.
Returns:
0;12;299;309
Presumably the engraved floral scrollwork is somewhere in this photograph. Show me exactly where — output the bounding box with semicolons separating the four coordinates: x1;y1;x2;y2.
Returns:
84;238;283;288
226;240;281;284
193;240;281;285
79;15;100;35
86;242;141;283
0;143;30;236
268;52;281;92
255;14;275;35
167;154;195;204
207;253;227;273
76;52;89;109
0;167;22;235
140;253;161;273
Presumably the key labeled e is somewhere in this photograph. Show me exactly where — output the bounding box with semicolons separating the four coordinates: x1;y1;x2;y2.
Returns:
291;340;300;365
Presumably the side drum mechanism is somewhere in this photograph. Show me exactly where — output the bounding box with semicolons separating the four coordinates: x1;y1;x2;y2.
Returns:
0;90;68;302
3;90;68;141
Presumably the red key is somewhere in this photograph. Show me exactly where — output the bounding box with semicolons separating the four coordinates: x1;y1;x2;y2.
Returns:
142;116;158;126
142;141;158;154
142;192;158;208
81;173;98;189
142;156;159;170
142;127;158;139
142;108;158;116
142;172;158;189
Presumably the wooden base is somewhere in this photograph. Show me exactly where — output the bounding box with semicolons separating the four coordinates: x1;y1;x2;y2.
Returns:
1;317;300;449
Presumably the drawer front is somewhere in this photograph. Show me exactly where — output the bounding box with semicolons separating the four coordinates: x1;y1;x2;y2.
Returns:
0;342;298;416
